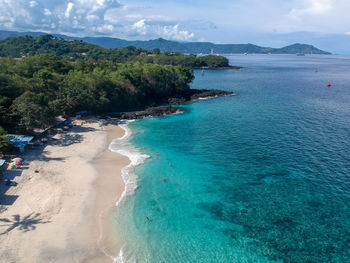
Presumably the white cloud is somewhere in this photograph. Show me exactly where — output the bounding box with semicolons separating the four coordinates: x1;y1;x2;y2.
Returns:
43;8;52;16
93;24;114;33
289;0;333;18
1;0;347;44
131;19;148;35
29;1;38;8
159;24;194;41
65;2;74;18
0;0;196;41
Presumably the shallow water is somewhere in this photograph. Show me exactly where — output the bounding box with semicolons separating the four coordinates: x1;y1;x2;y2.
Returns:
111;54;350;263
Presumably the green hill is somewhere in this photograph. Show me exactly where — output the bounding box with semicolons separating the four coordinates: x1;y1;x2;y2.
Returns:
0;35;232;68
0;30;331;54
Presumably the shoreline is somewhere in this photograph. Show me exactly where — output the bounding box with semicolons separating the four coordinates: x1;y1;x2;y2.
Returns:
75;123;131;263
0;94;228;262
0;119;130;263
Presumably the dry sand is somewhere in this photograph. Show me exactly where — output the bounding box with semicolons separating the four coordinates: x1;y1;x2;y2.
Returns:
0;119;129;263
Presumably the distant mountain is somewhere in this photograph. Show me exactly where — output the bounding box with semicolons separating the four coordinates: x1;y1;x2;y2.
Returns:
0;30;331;55
0;35;234;69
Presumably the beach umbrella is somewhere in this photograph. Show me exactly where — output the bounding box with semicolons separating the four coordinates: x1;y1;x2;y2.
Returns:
11;158;22;165
10;162;18;169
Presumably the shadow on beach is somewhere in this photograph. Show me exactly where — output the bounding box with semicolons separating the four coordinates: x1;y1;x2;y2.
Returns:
0;123;98;209
0;213;50;235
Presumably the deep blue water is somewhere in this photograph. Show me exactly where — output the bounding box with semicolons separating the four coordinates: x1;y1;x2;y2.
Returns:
112;54;350;263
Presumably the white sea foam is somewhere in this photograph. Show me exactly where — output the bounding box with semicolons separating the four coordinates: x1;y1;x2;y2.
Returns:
113;247;136;263
106;121;149;263
174;109;185;115
109;121;149;207
195;93;236;102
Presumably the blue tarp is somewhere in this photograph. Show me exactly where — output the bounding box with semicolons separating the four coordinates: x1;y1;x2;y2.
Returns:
7;135;34;152
76;110;88;115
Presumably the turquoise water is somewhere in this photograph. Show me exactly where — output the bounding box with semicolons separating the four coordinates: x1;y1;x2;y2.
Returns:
112;54;350;263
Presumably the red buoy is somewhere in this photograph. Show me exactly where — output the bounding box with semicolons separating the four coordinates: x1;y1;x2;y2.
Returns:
328;81;331;87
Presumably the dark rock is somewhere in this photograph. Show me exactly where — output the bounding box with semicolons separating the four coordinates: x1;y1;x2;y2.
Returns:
109;89;235;120
121;105;178;120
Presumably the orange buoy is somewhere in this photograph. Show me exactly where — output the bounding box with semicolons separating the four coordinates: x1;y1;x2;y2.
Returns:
328;81;331;87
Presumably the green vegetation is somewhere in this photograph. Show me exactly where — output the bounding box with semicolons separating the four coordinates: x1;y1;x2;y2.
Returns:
0;35;231;151
0;54;194;134
0;126;10;152
0;35;230;68
134;53;229;68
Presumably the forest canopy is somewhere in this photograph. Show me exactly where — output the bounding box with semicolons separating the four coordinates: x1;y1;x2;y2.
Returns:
0;35;230;68
0;54;194;133
0;35;231;148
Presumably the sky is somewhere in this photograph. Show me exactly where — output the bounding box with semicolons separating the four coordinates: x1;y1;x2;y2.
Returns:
0;0;350;53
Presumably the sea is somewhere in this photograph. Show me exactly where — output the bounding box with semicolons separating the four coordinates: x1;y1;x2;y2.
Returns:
110;54;350;263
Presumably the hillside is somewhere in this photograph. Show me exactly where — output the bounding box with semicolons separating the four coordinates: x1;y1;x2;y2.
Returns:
0;30;331;55
0;35;233;68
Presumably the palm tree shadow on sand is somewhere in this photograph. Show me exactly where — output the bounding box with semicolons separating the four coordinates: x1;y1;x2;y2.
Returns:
0;213;50;235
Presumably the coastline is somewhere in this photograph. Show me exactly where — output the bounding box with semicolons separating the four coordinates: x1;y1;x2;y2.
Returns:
0;119;130;263
74;123;130;263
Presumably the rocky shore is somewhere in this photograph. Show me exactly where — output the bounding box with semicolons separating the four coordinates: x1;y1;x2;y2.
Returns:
108;89;235;120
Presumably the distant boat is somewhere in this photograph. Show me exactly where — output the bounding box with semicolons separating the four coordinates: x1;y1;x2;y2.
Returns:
244;52;248;56
328;81;331;87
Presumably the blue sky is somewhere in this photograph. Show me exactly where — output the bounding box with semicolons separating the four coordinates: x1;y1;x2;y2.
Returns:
0;0;350;53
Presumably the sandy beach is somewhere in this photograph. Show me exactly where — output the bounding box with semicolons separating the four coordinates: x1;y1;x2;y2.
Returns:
0;119;129;263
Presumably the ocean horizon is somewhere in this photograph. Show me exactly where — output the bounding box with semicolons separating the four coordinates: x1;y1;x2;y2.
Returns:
110;54;350;263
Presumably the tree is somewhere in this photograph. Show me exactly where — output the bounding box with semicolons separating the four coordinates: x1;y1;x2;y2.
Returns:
0;126;10;152
11;91;55;129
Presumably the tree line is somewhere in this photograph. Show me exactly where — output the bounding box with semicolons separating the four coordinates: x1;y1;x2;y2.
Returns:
0;35;230;68
0;54;194;148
